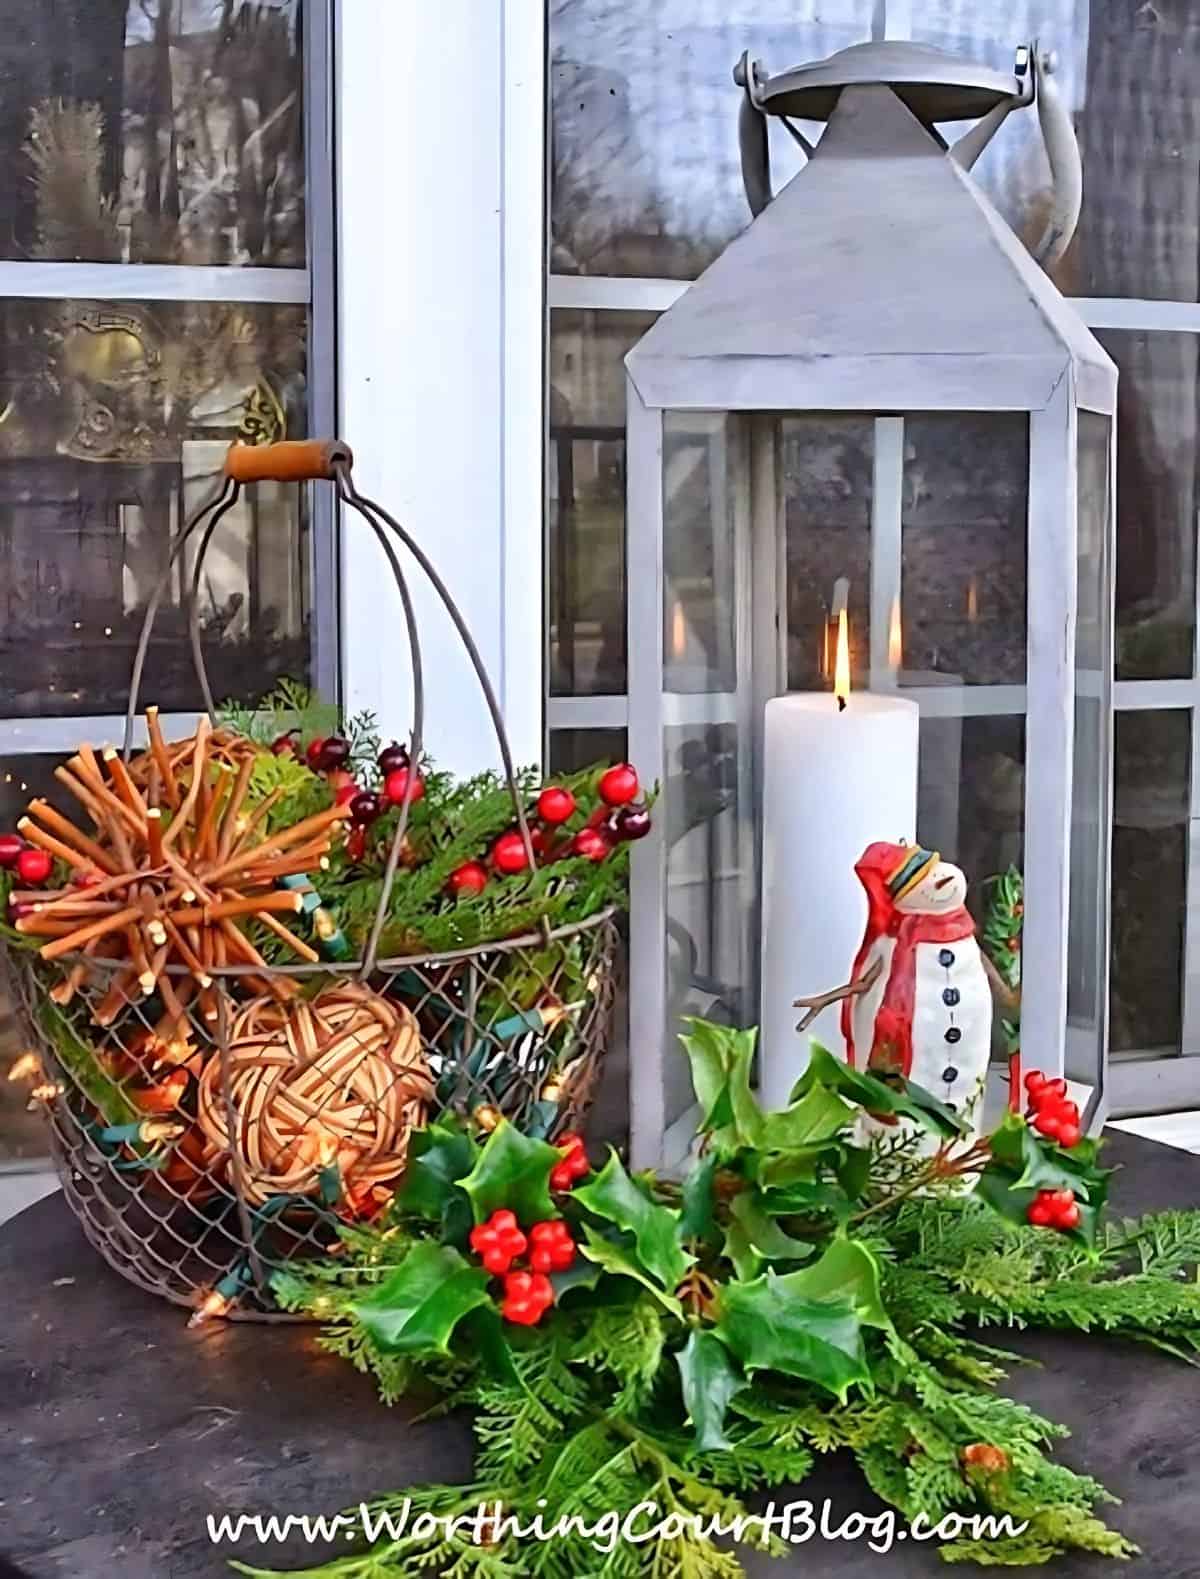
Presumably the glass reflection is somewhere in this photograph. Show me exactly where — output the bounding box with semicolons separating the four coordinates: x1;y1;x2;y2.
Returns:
0;298;309;716
0;0;304;266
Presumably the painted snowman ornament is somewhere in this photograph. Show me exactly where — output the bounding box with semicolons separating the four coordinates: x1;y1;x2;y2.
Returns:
795;841;992;1146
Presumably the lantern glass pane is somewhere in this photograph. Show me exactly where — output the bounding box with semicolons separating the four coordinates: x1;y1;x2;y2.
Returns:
781;415;874;693
663;413;741;694
899;414;1029;686
1066;412;1113;1084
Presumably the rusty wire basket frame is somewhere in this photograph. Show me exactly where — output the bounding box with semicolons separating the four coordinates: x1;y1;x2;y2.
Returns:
3;439;619;1320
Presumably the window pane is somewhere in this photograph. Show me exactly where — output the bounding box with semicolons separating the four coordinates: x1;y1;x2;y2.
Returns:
549;310;655;695
1096;330;1198;681
0;297;309;717
551;3;1200;301
0;0;304;266
663;413;742;695
550;0;873;278
1110;710;1188;1056
548;727;628;774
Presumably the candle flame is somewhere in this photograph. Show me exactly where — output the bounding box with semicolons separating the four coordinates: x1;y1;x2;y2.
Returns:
888;597;903;670
967;576;979;623
670;599;687;659
834;609;850;711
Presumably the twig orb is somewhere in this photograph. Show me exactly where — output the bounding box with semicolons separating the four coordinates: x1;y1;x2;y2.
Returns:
195;984;432;1207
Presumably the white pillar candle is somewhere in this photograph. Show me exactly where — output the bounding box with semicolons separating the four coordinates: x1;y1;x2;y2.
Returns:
759;691;919;1107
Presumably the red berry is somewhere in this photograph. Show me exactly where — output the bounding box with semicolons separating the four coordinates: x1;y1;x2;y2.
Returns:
1006;937;1020;952
615;805;652;841
530;1247;554;1274
350;791;384;826
16;848;52;885
1049;1188;1075;1212
317;736;351;772
530;1220;568;1245
482;1247;512;1275
491;1210;518;1232
501;1298;541;1325
598;763;640;807
1024;1071;1047;1094
0;834;24;869
378;742;410;777
504;1269;533;1298
384;767;425;806
1056;1201;1081;1231
1056;1122;1081;1150
271;730;299;756
549;1163;573;1191
469;1223;500;1254
492;831;529;875
529;825;549;855
527;1271;554;1306
1041;1078;1069;1103
537;786;576;825
447;861;488;898
572;827;610;863
335;780;360;807
306;737;327;769
1033;1109;1062;1139
1027;1194;1055;1227
346;826;367;864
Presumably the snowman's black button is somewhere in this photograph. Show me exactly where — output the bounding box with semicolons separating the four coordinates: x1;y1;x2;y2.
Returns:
943;987;961;1007
938;949;955;968
942;1066;959;1083
944;1026;962;1045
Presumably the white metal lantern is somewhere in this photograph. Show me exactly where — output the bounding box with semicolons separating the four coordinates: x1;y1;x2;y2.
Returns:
624;42;1116;1171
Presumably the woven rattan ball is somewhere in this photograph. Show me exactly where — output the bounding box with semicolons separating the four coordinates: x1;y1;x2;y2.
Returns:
195;983;432;1207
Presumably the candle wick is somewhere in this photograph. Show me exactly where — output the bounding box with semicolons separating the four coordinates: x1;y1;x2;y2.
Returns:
837;696;847;713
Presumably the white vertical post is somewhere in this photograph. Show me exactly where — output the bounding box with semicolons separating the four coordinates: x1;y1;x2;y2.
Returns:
1024;381;1078;1078
626;383;667;1170
337;0;543;775
869;416;905;690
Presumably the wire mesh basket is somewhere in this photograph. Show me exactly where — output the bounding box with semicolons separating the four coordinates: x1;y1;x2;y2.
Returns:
1;439;621;1320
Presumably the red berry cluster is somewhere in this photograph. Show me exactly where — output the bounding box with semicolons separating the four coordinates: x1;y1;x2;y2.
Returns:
1024;1071;1081;1149
0;834;52;888
550;1131;590;1192
468;1208;577;1325
1026;1186;1080;1231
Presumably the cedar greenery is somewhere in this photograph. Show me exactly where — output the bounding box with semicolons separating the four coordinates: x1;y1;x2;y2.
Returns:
243;1024;1200;1577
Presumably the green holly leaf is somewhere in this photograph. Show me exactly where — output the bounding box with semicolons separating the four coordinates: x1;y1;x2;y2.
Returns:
393;1118;476;1221
835;1143;872;1201
728;1191;817;1264
549;1258;604;1300
574;1149;691;1290
577;1225;683;1315
757;1178;856;1225
459;1119;560;1226
715;1273;870;1402
351;1241;493;1355
757;1081;856;1153
722;1215;762;1282
679;1018;763;1149
987;1112;1113;1204
792;1044;966;1139
787;1239;891;1331
677;1330;745;1452
679;1154;718;1243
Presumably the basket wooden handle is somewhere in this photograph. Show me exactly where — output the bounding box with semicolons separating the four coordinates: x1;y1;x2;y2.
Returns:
224;439;353;484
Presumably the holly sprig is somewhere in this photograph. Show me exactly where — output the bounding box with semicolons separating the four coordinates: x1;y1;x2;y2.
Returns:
259;1021;1200;1574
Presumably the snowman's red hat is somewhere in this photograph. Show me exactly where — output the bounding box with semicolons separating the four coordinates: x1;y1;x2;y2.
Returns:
854;840;940;912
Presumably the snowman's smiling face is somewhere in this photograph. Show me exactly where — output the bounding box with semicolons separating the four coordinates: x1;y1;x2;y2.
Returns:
896;859;967;915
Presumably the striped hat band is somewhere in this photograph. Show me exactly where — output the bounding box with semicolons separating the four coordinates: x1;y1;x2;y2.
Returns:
886;847;940;902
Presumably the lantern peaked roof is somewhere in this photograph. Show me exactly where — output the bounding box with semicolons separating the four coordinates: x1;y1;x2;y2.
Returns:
625;83;1115;415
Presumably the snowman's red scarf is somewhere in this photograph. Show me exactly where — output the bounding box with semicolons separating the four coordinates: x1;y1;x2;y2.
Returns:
841;905;977;1077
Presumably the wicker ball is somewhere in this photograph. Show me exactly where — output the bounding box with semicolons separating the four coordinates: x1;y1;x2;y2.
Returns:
195;984;431;1207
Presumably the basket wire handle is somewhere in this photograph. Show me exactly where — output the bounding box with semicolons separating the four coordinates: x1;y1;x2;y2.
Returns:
123;475;239;758
125;440;536;977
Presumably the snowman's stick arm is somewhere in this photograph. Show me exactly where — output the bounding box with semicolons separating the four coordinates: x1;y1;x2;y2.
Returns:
981;951;1021;1017
793;956;884;1034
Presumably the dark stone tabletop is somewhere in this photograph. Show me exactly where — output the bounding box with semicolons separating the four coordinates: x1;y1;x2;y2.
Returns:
1;1130;1199;1579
